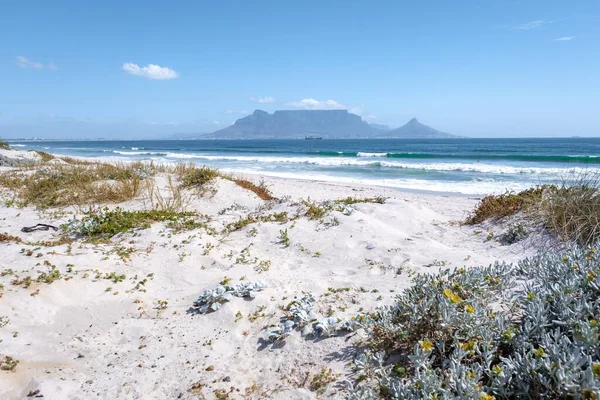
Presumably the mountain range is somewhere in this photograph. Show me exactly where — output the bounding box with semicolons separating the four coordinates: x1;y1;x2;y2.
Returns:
197;109;459;139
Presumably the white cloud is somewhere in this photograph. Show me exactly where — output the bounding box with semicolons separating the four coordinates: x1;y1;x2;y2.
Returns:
240;110;249;114
250;96;276;104
555;36;574;41
349;106;365;115
16;56;57;69
122;62;179;80
286;98;347;110
224;110;234;114
514;20;553;30
286;99;373;118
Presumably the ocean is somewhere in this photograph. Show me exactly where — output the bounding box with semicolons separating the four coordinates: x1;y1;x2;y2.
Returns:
10;138;600;195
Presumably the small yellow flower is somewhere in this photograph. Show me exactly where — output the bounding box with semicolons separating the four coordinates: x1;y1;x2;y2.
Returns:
459;340;476;352
561;256;569;262
492;365;503;375
502;326;517;341
479;393;495;400
419;339;434;351
588;271;596;280
534;347;546;358
527;292;535;301
573;264;580;270
465;304;475;314
593;363;600;377
590;319;598;328
443;288;461;304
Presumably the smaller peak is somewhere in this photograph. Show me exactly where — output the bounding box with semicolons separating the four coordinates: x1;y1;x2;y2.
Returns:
253;109;269;115
407;117;419;124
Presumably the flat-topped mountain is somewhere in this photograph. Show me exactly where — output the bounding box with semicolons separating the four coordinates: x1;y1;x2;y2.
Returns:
202;110;459;139
204;109;376;139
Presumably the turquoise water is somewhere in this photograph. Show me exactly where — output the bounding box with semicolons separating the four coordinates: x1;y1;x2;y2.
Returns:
10;138;600;195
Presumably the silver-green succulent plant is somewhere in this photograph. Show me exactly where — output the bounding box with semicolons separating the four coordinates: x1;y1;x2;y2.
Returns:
346;244;600;399
193;282;266;314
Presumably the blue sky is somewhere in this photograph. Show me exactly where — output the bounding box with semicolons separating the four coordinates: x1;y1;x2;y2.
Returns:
1;0;599;138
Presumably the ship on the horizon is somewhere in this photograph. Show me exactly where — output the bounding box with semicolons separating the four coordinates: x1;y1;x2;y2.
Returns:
305;135;323;140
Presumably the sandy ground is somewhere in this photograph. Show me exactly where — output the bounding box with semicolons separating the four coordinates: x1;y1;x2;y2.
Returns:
0;150;532;399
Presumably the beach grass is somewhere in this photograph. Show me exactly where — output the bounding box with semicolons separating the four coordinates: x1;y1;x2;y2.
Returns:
0;161;146;209
32;150;55;162
465;186;545;224
466;174;600;245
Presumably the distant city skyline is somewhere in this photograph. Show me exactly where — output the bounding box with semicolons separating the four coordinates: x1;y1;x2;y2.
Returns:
1;0;599;139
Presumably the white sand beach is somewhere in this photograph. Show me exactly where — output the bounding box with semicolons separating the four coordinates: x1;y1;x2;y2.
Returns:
0;149;530;399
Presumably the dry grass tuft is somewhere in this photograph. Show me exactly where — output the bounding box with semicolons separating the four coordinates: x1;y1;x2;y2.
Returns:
0;233;23;243
228;178;276;201
145;176;191;212
0;140;10;150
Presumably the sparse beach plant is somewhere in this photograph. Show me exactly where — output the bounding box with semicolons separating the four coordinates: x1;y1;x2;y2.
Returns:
64;207;197;239
278;229;290;247
266;320;295;343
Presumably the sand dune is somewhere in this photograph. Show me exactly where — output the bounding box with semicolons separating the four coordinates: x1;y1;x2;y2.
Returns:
0;151;528;399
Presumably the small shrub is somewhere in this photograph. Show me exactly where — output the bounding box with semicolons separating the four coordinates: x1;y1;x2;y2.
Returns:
500;222;529;244
309;367;337;394
36;265;61;284
180;166;219;188
0;356;19;371
0;140;10;150
278;229;290;247
303;200;329;220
